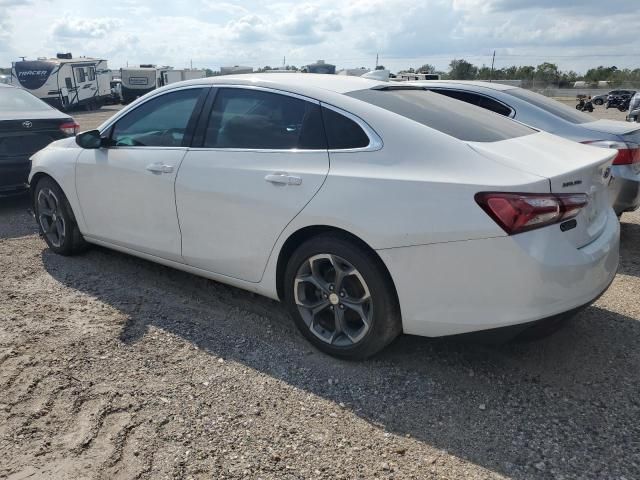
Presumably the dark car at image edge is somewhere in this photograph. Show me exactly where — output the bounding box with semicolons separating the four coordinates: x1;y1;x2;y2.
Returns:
0;83;78;195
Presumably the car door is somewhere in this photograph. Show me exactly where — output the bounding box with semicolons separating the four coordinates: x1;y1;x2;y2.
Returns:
76;86;207;262
176;86;330;282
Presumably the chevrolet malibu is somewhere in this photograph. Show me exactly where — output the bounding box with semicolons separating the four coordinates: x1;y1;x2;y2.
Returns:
29;74;620;359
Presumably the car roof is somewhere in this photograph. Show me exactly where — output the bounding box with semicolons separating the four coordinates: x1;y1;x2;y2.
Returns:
179;73;389;95
410;80;517;91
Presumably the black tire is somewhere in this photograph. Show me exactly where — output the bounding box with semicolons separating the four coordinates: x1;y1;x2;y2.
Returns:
594;98;604;106
34;177;88;256
283;233;401;359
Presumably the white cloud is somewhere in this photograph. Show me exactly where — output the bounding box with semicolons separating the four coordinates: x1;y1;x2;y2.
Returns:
51;17;124;39
0;0;638;73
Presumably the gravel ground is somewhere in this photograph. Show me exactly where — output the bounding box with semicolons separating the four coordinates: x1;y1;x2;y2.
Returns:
1;104;639;480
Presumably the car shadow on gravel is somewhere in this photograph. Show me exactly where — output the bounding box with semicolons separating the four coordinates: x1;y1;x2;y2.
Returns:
41;243;640;479
619;218;640;278
0;193;38;240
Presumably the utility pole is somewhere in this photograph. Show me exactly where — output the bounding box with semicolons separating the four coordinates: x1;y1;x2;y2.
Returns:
190;59;193;69
283;56;286;69
489;50;495;82
375;53;379;69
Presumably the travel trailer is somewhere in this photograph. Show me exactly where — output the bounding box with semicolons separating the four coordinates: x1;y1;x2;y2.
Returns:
393;72;441;82
120;65;175;103
161;69;206;85
11;53;111;110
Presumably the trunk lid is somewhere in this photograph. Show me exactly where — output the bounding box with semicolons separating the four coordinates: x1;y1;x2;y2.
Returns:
0;117;71;159
580;119;640;136
468;131;616;248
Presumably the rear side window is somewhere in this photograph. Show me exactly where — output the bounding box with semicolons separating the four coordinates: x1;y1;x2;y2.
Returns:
204;88;326;150
347;88;534;142
321;107;370;149
505;88;592;124
0;88;53;111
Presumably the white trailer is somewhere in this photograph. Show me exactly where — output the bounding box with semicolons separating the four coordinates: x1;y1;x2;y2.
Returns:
161;69;206;85
120;66;160;104
11;53;111;110
120;65;177;103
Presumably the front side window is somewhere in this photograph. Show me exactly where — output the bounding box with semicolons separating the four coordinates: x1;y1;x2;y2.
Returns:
88;67;96;81
111;88;203;147
65;77;73;89
204;88;326;150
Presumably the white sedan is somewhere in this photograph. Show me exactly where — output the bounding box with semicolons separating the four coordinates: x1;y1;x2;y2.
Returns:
29;74;620;359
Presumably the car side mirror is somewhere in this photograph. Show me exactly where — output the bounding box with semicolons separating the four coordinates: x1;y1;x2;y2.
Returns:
76;129;109;149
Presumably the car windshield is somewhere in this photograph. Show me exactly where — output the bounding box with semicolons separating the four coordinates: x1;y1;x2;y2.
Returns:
505;88;592;124
347;88;535;142
0;87;53;112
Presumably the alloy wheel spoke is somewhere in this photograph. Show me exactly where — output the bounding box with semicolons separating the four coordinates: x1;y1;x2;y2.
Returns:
296;274;328;294
55;218;65;240
309;259;331;292
330;255;354;292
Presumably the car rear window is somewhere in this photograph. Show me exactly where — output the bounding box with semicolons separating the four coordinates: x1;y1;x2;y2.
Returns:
505;88;592;125
0;87;53;111
346;88;534;142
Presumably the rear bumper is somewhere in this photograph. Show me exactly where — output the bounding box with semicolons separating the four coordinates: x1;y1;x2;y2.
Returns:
610;164;640;214
0;156;30;192
377;209;620;337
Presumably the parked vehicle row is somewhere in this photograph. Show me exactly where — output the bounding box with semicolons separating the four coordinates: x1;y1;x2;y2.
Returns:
27;74;623;358
591;89;636;106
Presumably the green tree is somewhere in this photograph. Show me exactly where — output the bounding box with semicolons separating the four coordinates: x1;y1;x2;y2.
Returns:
534;62;560;85
448;59;478;80
416;64;435;74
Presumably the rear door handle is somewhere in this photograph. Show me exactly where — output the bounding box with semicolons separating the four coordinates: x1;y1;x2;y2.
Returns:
265;173;302;186
146;163;174;174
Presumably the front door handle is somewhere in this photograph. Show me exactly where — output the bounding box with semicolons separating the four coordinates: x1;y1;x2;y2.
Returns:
146;163;174;174
265;173;302;186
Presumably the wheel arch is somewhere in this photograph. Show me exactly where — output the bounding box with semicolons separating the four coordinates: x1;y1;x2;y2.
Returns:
30;172;79;224
274;225;401;312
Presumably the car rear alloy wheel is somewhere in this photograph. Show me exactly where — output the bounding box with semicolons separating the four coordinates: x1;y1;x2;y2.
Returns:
294;254;373;347
284;233;401;359
37;188;66;248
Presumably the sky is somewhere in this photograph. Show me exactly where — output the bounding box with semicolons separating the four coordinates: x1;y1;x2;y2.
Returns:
1;0;639;73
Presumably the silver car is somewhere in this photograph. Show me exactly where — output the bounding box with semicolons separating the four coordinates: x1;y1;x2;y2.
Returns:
414;80;640;216
628;92;640;123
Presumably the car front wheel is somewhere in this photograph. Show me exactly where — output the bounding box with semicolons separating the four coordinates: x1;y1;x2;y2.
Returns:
594;98;604;106
284;233;401;359
34;177;87;256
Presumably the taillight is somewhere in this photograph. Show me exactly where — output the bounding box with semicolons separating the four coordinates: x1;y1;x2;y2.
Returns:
59;120;79;137
475;192;589;235
582;140;640;165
